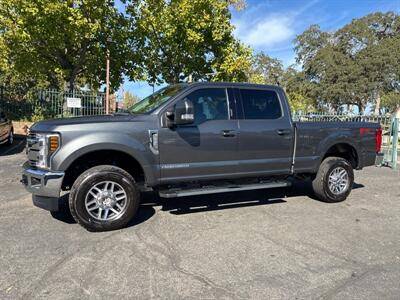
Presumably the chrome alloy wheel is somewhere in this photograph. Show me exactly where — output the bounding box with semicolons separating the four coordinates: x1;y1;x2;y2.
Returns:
84;181;128;221
328;167;349;195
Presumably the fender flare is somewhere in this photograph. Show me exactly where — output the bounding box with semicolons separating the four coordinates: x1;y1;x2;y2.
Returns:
318;137;360;168
53;132;157;184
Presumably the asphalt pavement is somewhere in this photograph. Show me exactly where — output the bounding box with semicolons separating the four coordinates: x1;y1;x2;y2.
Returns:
0;136;399;299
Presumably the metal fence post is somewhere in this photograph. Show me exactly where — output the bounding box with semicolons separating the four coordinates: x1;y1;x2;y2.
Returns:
391;118;399;170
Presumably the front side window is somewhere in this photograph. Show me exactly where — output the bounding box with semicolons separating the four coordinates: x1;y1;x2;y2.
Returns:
240;89;282;120
181;88;229;125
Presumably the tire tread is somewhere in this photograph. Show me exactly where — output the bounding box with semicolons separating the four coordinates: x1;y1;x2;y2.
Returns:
69;165;139;231
312;156;353;203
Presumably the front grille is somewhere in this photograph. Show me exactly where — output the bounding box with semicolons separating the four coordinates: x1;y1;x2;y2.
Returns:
26;133;40;167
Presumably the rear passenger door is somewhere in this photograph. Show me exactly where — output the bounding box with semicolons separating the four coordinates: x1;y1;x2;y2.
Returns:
236;87;293;176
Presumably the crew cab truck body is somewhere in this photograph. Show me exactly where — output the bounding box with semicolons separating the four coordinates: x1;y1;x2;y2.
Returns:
22;83;383;231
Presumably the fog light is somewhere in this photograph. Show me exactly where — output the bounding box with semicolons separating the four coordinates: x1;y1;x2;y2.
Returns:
31;177;41;186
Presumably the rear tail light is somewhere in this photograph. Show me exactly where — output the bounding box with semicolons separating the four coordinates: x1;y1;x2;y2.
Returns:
375;127;382;153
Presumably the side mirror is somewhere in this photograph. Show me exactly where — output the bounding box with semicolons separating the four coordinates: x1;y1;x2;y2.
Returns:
175;99;194;125
165;99;194;127
165;108;175;128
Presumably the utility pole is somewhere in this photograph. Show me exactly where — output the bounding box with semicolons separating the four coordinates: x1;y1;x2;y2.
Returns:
105;48;110;114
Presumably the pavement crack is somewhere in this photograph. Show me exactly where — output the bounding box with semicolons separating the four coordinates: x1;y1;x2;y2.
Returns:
135;219;241;299
317;266;382;300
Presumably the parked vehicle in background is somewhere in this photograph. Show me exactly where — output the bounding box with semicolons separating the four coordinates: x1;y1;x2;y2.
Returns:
22;83;383;231
0;108;13;145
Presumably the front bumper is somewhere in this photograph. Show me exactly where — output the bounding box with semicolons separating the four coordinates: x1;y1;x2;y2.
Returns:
21;162;65;211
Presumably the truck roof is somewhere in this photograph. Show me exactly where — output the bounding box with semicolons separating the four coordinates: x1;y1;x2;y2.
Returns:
186;81;283;90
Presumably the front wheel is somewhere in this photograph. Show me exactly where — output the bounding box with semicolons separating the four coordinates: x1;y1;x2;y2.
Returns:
312;157;354;203
69;165;140;231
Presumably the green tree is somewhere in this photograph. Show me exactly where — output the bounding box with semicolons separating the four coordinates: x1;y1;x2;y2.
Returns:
122;91;140;108
295;12;400;113
247;52;284;85
381;91;400;113
125;0;250;84
246;52;315;112
283;67;316;112
0;0;132;90
212;40;252;82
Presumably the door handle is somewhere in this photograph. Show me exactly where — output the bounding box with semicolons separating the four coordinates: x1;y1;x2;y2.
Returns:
276;129;291;135
221;130;236;137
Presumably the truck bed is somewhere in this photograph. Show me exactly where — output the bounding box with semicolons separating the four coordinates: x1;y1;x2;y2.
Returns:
293;121;380;173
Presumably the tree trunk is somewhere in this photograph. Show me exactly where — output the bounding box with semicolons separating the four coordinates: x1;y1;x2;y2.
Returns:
358;101;365;115
68;76;75;92
374;92;381;116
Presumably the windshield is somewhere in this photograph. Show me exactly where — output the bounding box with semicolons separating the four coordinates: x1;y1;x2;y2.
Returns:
129;84;187;114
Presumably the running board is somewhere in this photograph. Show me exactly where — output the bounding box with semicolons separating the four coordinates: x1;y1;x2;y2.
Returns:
158;180;291;198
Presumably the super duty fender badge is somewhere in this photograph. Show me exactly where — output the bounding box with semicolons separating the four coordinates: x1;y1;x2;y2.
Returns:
161;163;190;169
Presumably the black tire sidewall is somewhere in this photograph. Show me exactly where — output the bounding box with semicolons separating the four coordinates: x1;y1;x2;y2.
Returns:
71;168;139;231
7;130;13;145
323;159;354;202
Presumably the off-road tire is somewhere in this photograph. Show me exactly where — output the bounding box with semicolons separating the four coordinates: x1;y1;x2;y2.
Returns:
312;156;354;203
69;165;140;231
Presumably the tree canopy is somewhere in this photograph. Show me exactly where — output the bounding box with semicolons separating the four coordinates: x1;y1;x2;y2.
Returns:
0;0;132;91
294;12;400;113
0;2;398;115
125;0;250;84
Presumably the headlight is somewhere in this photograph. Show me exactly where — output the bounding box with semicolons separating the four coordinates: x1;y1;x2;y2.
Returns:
36;133;60;169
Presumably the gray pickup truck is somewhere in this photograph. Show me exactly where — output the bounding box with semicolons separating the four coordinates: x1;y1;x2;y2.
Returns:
22;82;382;231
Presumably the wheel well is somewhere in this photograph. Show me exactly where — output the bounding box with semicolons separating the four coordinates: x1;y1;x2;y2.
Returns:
323;143;358;169
62;150;145;190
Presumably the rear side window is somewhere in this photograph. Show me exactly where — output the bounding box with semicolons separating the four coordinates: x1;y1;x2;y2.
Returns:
240;89;282;120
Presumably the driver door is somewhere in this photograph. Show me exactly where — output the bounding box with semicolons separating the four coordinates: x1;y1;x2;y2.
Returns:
158;87;239;184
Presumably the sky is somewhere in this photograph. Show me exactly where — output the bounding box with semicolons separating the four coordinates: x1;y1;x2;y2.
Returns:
119;0;400;100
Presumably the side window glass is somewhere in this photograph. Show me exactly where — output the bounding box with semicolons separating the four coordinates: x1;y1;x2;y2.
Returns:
240;89;282;120
183;88;228;125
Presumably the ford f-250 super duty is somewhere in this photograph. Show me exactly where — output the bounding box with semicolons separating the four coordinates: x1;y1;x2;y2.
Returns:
22;83;383;231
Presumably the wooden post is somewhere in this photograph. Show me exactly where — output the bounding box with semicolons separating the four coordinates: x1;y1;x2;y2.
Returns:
105;48;110;114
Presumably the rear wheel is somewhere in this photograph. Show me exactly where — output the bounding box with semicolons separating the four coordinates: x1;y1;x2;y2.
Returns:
312;157;354;203
69;165;140;231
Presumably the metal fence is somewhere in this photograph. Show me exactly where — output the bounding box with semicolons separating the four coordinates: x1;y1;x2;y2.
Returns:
0;87;107;121
382;117;399;170
292;112;393;131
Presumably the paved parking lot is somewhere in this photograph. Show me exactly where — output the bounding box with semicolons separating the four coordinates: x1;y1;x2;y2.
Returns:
1;137;399;299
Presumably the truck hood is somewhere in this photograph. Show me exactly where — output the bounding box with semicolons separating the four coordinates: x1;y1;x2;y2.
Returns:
30;113;142;132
